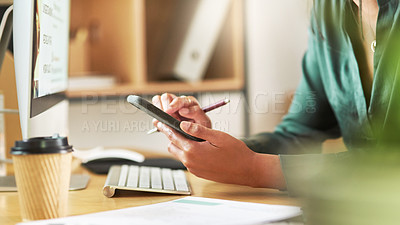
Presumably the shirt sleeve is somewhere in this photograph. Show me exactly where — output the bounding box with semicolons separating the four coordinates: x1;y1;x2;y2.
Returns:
242;32;341;155
241;25;343;195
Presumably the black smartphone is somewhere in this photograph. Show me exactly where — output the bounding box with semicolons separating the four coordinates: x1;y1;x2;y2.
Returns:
127;95;205;142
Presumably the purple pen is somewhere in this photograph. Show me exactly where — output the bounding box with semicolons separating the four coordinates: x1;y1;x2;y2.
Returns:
147;99;230;134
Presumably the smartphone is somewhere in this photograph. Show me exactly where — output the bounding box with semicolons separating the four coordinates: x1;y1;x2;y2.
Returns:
127;95;205;142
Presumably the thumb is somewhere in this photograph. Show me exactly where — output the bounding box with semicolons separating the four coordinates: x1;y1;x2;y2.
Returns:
180;121;225;146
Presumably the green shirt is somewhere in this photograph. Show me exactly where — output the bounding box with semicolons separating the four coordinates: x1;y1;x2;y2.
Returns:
243;0;400;195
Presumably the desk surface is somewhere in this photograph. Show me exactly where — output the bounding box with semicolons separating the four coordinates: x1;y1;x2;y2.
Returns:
1;159;298;225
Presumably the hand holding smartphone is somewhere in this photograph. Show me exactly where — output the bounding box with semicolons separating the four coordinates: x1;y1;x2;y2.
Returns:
127;95;205;142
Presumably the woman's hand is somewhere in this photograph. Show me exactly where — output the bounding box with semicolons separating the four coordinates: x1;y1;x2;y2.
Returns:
152;93;211;128
156;120;286;189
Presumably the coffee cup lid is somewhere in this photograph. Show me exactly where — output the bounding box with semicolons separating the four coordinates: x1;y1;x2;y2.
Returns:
11;135;73;155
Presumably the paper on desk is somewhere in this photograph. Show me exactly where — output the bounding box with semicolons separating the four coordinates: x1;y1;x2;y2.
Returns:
18;197;302;225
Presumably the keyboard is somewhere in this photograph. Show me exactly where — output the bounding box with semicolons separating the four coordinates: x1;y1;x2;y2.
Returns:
103;165;191;197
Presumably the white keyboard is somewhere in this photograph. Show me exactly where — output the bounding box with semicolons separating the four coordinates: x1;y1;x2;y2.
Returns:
103;165;191;197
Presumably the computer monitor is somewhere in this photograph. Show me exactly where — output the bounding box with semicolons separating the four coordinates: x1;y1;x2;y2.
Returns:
13;0;70;139
0;4;13;71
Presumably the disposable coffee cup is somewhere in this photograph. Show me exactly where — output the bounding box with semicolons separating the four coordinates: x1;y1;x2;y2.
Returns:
11;136;73;221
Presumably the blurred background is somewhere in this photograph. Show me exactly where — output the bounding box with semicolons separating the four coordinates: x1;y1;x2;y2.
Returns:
1;0;332;154
66;0;311;153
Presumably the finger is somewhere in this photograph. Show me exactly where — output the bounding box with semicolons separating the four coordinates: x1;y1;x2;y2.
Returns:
180;121;227;146
179;105;211;127
157;122;192;151
166;96;198;114
152;95;163;110
151;95;162;127
167;142;186;164
161;93;176;112
152;118;159;127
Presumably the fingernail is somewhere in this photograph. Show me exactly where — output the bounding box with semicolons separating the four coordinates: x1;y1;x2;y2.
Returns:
180;121;191;131
157;122;163;130
180;108;189;114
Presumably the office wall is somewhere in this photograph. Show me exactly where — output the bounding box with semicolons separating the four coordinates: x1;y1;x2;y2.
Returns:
245;0;310;134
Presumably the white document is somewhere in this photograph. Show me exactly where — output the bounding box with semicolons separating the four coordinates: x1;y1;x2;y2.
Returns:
18;197;301;225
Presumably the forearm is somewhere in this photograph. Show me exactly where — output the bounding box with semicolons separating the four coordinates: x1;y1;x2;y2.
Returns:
242;132;308;155
248;153;286;190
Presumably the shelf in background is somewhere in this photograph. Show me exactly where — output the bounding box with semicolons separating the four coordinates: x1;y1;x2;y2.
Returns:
69;0;245;99
66;77;244;98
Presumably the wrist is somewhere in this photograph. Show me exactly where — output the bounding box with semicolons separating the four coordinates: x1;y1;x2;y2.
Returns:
248;153;286;189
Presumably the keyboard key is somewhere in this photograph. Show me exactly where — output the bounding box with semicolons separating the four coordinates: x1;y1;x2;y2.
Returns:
105;166;121;186
139;166;150;188
151;167;162;189
161;168;175;191
104;165;191;197
126;165;139;188
173;170;189;192
118;165;129;186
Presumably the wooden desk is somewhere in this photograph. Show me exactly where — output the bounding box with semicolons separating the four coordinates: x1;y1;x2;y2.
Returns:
1;164;298;225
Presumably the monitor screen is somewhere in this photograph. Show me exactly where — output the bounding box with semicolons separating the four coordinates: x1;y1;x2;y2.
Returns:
14;0;70;138
30;0;69;117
